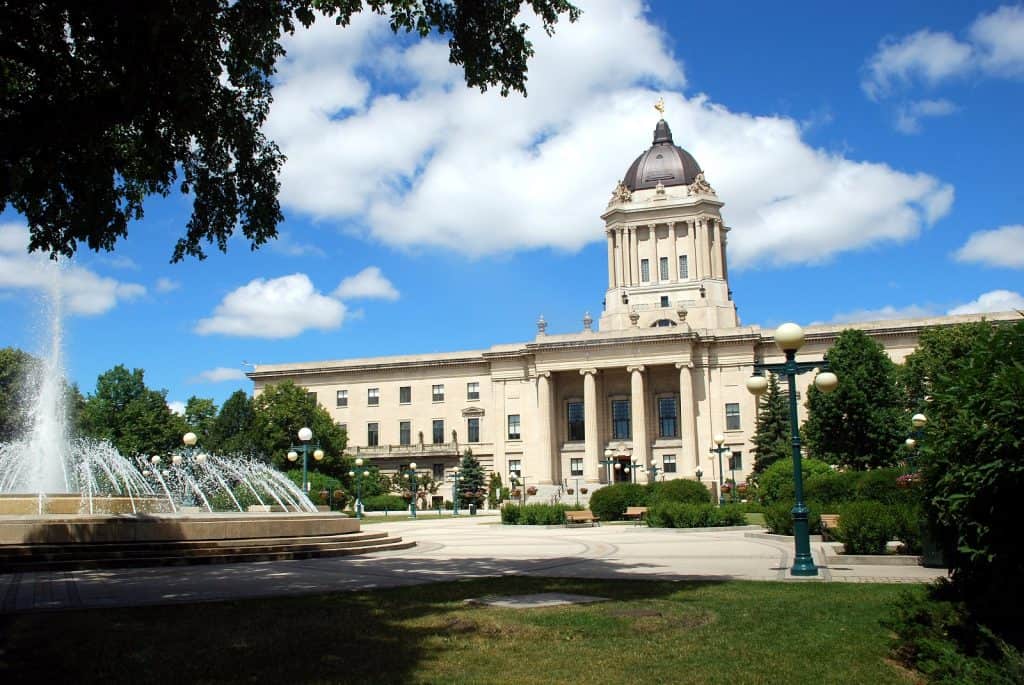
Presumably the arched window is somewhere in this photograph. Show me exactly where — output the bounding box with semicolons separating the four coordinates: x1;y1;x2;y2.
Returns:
652;319;676;327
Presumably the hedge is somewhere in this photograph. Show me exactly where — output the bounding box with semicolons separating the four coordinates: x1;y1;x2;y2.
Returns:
501;503;580;525
835;501;894;554
588;483;647;520
361;494;408;512
646;503;747;528
763;502;824;536
648;479;711;505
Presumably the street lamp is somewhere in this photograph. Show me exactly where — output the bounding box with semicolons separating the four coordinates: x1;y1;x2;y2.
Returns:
647;462;662;483
695;466;703;483
347;457;370;518
509;471;527;506
448;466;462;515
600;449;618;483
711;434;728;506
402;462;421;518
287;426;324;495
747;322;838;577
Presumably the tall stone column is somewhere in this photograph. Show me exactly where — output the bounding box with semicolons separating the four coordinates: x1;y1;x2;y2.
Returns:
535;372;554;484
606;230;616;288
721;227;729;284
711;219;723;278
631;226;641;285
614;227;624;288
627;365;648;467
648;223;660;282
580;368;599;483
676;361;699;477
688;220;697;280
668;222;679;282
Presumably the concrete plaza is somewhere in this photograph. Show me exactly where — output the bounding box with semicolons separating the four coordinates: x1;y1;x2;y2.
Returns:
0;515;945;613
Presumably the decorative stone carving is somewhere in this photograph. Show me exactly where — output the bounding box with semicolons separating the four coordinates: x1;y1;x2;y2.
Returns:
687;171;715;196
583;311;593;331
676;304;688;322
655;181;666;196
608;180;632;205
628;309;640;327
536;315;547;335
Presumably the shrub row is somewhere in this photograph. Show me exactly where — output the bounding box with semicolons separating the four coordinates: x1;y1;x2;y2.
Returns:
763;503;824;536
361;494;408;512
834;501;922;555
755;459;918;509
501;503;581;525
588;480;711;521
646;503;747;528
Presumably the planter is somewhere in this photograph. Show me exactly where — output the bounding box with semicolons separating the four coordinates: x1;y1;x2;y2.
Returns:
510;489;521;498
566;488;575;495
526;486;537;496
580;487;589;494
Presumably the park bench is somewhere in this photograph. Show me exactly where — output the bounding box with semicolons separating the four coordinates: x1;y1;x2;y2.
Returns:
820;514;840;541
565;510;600;527
624;506;648;525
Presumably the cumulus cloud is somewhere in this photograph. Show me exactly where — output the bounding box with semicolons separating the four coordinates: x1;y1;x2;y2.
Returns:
264;1;953;268
894;99;958;134
195;273;346;338
0;223;145;315
155;277;181;293
954;225;1024;268
167;400;186;416
970;4;1024;76
268;231;327;257
333;266;399;300
825;304;935;325
190;367;248;383
947;289;1024;315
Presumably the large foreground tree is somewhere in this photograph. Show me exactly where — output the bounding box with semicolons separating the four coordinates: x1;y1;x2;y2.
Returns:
0;1;579;262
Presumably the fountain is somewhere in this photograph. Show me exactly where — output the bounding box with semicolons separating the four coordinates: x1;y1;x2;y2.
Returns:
0;271;412;570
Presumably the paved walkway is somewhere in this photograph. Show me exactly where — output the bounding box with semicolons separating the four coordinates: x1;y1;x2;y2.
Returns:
0;517;946;613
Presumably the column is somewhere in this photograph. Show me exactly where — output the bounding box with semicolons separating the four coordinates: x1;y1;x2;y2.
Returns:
627;365;648;467
606;230;616;288
614;227;624;288
687;220;697;280
535;372;554;484
623;227;632;285
580;369;600;483
668;222;679;282
696;218;707;280
721;226;729;283
711;219;723;278
649;223;660;282
676;361;699;477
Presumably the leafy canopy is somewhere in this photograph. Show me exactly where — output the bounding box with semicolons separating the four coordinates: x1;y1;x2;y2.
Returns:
251;380;348;475
1;1;579;262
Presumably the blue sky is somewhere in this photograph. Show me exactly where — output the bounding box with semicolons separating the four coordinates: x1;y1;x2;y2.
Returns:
1;0;1022;412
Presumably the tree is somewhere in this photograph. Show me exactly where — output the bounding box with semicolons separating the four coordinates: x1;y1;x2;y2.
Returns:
206;390;258;455
251;381;347;475
184;396;218;444
80;365;187;456
899;321;992;413
1;1;580;262
750;372;790;477
803;329;905;469
0;347;34;441
457;449;486;508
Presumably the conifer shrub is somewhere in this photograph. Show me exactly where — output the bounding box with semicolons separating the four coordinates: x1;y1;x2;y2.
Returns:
588;483;646;521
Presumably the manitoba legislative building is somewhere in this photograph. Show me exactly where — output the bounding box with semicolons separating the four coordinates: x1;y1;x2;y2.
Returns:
248;115;1012;505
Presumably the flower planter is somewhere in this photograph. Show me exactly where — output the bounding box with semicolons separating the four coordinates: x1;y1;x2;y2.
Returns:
566;488;575;495
580;487;589;494
526;486;537;496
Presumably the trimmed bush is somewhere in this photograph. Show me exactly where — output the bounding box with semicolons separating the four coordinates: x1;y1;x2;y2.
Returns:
361;494;407;512
855;468;908;505
892;503;923;554
648;479;711;505
501;503;580;525
588;483;646;521
763;502;823;536
804;469;861;506
757;457;832;505
836;501;895;554
647;502;748;528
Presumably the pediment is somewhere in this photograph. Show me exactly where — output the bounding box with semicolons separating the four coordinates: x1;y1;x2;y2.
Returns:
462;406;485;417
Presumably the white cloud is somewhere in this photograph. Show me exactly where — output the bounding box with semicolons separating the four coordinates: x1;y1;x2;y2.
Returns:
954;225;1024;268
268;231;327;257
825;304;935;325
190;367;248;383
948;289;1024;315
894;99;958;134
195;273;346;338
155;277;181;293
333;266;399;300
265;1;952;268
0;223;146;315
970;5;1024;76
167;400;186;416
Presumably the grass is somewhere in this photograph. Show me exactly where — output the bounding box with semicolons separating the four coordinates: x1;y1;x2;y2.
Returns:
0;577;921;684
746;512;767;526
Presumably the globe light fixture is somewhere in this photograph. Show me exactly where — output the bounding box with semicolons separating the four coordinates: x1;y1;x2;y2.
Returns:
150;455;161;464
745;375;768;396
196;453;207;465
355;458;364;467
171;454;183;466
183;432;198;447
912;413;927;429
774;322;805;352
905;438;917;449
287;450;299;462
297;427;313;442
710;434;728;506
814;371;838;393
313;448;325;461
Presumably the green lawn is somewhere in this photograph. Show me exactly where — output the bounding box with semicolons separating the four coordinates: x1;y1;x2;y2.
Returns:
0;577;920;684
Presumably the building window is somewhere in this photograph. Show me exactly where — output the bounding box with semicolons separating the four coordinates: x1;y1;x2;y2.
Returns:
679;255;689;279
433;463;445;480
725;403;741;430
399;386;411;404
367;387;379;406
432;419;444;444
508;459;521;477
367;422;379;447
306;391;318;404
338;423;347;435
729;451;743;471
336;389;348;407
507;414;521;440
467;417;480;443
399;421;411;446
611;399;631;439
640;258;650;282
432;384;445;402
663;454;677;473
660;295;669;308
658;397;678;438
567;401;585;441
467;381;480;401
659;256;669;281
570;458;584;477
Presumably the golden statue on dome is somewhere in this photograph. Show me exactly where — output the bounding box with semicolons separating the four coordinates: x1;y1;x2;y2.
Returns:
654;97;665;118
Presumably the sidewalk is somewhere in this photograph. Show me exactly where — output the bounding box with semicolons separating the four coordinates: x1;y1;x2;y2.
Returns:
0;517;946;613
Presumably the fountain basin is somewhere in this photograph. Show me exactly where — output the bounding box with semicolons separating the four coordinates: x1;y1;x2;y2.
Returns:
0;493;168;515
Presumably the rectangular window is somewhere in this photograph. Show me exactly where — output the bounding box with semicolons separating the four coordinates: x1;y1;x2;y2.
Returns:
659;256;669;281
567;401;585;441
725;403;741;431
433;463;445;480
679;255;689;279
658;397;678;438
663;455;677;473
367;422;379;447
432;384;445;402
336;389;348;407
466;381;480;400
729;451;743;471
467;417;480;443
508;459;521;477
399;420;411;446
660;295;670;308
432;419;445;444
611;399;631;439
507;414;521;440
570;458;584;477
306;391;318;404
367;387;379;406
640;258;650;282
399;386;411;404
338;423;347;435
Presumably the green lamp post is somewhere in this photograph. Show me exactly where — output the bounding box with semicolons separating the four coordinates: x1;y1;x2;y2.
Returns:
600;450;618;483
287;426;324;495
509;471;526;506
710;434;728;506
402;462;420;518
905;413;927;473
747;322;839;577
647;461;662;483
448;465;462;515
728;452;739;503
347;457;370;519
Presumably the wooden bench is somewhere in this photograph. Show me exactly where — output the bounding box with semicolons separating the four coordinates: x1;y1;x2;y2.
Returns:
624;506;648;525
565;510;600;527
820;514;840;541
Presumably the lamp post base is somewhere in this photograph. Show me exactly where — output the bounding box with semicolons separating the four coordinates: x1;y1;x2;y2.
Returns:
790;558;819;577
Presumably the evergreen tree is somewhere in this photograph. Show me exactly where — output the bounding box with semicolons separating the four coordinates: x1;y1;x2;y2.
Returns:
0;346;34;441
184;396;217;444
457;449;486;508
751;373;790;476
207;390;258;456
803;329;904;469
